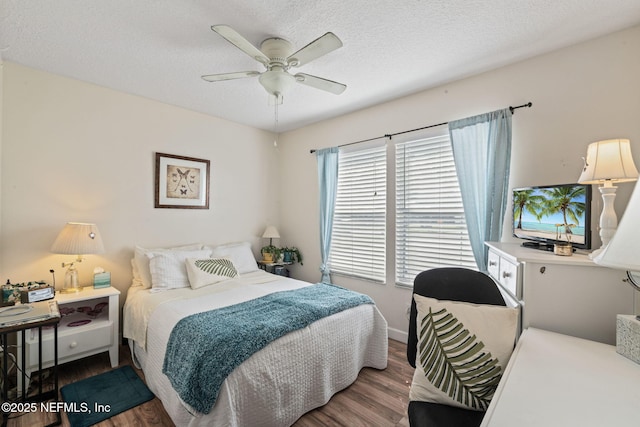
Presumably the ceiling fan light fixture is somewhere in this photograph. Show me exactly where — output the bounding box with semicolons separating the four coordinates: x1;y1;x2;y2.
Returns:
259;69;296;97
204;26;346;101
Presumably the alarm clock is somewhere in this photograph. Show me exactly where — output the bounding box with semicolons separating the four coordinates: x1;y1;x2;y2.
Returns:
20;286;55;303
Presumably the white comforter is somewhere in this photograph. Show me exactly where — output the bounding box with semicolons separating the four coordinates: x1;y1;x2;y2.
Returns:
123;270;388;426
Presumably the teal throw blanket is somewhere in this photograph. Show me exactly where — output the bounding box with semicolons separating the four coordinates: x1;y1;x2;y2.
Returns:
162;283;374;414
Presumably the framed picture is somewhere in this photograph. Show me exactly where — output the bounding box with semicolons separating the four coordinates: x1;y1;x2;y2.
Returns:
155;152;210;209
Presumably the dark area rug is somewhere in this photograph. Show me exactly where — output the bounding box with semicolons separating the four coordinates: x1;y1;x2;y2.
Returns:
60;365;154;427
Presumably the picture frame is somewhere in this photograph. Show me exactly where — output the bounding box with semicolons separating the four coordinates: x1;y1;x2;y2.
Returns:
155;152;210;209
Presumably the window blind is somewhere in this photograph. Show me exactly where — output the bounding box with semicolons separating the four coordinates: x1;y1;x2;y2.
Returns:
329;145;386;282
395;135;476;286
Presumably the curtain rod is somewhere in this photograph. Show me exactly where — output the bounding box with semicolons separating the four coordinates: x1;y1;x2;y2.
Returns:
309;102;532;154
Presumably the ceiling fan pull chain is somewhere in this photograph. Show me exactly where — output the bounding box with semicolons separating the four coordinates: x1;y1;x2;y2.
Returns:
273;100;279;147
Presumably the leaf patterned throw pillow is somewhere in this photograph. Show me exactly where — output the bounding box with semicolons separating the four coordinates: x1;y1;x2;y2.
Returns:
409;294;518;411
185;258;239;289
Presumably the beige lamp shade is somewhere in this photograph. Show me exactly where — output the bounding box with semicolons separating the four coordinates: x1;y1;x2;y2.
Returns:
578;139;639;184
262;226;280;239
51;222;105;256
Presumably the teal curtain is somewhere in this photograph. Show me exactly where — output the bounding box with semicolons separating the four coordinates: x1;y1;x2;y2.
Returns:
448;109;512;271
316;147;339;283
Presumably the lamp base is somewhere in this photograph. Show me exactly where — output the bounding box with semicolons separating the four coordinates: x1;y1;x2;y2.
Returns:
597;185;618;249
61;265;83;293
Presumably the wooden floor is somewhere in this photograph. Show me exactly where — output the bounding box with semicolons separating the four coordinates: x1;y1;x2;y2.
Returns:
7;339;414;427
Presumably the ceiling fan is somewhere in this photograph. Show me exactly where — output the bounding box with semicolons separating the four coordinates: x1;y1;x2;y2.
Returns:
202;25;347;104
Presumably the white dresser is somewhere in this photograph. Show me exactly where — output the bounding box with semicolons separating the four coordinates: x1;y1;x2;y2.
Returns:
485;242;637;344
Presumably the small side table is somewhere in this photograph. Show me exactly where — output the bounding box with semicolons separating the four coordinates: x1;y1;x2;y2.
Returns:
257;261;292;277
0;303;61;427
17;285;120;396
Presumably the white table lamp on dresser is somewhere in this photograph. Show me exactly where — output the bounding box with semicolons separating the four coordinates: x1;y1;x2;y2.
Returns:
578;139;638;257
592;177;640;363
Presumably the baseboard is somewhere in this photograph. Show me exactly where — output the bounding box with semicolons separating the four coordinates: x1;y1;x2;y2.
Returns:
388;327;408;344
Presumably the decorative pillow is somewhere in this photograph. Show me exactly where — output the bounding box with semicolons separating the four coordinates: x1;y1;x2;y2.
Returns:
133;243;204;288
147;249;211;292
185;258;239;289
409;294;518;411
210;242;258;274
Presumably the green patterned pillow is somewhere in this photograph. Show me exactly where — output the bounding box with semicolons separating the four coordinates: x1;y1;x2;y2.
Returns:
185;258;239;289
409;294;518;411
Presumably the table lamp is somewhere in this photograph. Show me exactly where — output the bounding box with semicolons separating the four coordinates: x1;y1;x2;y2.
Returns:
262;226;280;246
578;139;638;257
51;222;105;293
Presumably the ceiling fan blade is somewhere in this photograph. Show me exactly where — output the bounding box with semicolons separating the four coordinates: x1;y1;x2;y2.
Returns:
202;71;261;82
287;32;343;67
211;25;270;65
294;73;346;95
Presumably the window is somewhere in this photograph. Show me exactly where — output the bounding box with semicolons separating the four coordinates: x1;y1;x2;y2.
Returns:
395;134;475;286
329;144;386;282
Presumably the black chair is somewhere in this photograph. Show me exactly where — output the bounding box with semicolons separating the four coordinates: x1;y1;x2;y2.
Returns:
407;267;507;427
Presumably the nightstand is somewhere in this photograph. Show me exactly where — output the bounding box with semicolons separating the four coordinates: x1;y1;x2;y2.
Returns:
17;286;120;393
257;261;292;277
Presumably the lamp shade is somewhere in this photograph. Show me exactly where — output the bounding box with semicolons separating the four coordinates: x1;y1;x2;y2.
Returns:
578;139;639;184
593;181;640;273
262;226;280;239
51;222;105;255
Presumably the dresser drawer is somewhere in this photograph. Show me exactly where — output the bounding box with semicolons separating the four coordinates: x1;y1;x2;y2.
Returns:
487;248;519;298
487;250;500;281
498;258;519;298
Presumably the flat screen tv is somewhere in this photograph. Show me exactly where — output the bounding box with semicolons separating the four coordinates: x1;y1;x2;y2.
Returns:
513;183;592;250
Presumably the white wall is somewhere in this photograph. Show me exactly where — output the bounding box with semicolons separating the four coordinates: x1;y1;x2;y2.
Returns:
277;25;640;342
1;63;279;306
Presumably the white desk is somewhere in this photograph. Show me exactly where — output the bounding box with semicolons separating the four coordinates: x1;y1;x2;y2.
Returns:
482;328;640;426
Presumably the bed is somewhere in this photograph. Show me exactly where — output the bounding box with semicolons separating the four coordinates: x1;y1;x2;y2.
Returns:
122;242;388;426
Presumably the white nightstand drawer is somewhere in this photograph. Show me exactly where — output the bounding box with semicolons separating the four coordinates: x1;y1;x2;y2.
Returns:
26;320;113;367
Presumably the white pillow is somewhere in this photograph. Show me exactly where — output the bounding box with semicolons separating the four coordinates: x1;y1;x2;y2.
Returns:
409;294;518;411
210;242;258;274
185;258;239;289
133;243;203;288
130;258;144;287
147;249;211;292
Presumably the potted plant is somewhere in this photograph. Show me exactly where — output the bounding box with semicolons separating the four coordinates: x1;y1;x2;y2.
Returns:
260;245;281;263
281;247;303;265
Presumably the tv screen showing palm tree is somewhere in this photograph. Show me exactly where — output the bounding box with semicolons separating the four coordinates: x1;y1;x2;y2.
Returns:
513;183;592;249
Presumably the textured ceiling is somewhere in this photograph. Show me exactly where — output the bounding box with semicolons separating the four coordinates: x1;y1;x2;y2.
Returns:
2;1;640;132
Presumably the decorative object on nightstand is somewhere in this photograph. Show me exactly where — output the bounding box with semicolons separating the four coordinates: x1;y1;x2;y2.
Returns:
261;225;281;262
578;139;638;257
51;222;105;293
592;177;640;363
93;267;111;289
282;246;303;265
